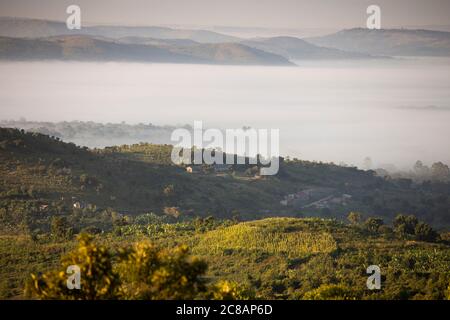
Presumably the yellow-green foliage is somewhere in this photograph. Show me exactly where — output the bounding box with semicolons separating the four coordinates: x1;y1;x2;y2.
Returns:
118;242;208;300
303;284;361;300
208;280;253;300
26;234;120;300
194;218;337;257
25;234;248;300
447;283;450;300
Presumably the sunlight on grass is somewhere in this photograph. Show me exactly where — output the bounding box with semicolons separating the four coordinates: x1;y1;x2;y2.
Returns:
194;218;337;257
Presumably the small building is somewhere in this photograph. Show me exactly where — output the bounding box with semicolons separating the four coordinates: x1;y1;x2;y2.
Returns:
73;201;86;209
185;166;201;174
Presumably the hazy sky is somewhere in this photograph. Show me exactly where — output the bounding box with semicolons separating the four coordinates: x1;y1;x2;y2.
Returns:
1;0;450;29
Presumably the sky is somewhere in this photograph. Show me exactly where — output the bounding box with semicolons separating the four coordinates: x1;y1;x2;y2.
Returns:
1;0;450;29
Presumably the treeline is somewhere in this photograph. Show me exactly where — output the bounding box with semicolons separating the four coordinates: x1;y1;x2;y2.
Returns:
375;160;450;183
1;127;450;228
0;119;183;148
347;212;440;242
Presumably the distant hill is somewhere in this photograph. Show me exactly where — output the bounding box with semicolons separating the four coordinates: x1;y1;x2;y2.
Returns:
0;35;207;63
241;36;377;60
166;42;294;65
0;36;63;60
0;35;293;65
0;17;239;43
116;37;296;65
116;37;200;48
0;120;180;148
307;28;450;56
1;127;449;227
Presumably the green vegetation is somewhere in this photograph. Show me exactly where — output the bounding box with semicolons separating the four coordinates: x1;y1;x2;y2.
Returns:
1;128;449;300
26;234;249;300
1;127;449;228
2;216;449;300
194;219;337;257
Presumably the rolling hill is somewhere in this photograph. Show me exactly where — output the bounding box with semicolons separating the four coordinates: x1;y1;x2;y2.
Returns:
1;216;449;299
0;120;178;148
0;35;205;63
0;17;239;43
0;128;449;300
307;28;450;56
1;127;449;228
166;42;295;65
0;35;292;65
241;36;376;60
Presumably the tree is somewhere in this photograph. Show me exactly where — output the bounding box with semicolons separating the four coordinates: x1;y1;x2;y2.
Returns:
393;214;437;242
431;162;450;181
347;212;362;225
118;242;207;299
414;222;438;242
393;214;418;237
111;211;128;227
303;284;361;300
26;234;245;300
413;160;430;178
27;234;119;299
207;280;253;300
364;217;384;234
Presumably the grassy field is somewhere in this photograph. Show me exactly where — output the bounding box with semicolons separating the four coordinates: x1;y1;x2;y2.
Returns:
1;217;449;299
194;218;337;257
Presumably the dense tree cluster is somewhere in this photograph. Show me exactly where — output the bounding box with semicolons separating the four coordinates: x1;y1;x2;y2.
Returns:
347;212;439;242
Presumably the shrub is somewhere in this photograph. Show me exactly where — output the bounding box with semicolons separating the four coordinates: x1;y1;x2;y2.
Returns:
414;222;438;242
118;243;208;299
347;212;362;225
26;234;119;300
394;214;418;237
394;214;438;242
364;217;384;234
207;280;253;300
26;234;241;300
303;284;361;300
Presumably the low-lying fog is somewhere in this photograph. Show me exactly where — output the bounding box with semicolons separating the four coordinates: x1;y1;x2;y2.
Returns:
1;58;450;169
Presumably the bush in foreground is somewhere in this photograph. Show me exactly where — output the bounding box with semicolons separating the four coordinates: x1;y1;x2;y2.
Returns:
26;234;250;300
